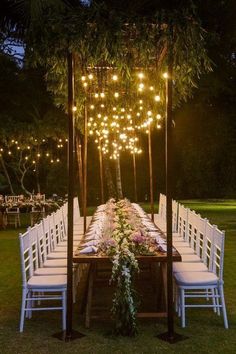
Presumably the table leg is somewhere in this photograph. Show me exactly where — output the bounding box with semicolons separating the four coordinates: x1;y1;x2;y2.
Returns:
160;262;167;310
85;263;95;328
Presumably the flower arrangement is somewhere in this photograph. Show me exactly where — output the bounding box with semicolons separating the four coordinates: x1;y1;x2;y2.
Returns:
98;198;154;336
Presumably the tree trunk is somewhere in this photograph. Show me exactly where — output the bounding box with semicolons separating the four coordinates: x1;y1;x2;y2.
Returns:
115;156;123;200
35;162;41;193
0;155;14;193
103;156;116;198
20;170;31;196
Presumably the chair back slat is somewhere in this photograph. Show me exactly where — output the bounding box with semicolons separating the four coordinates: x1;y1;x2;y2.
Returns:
212;226;225;280
172;200;179;233
177;205;188;240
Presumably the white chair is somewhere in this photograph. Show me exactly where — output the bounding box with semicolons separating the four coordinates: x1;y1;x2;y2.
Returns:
174;225;228;328
6;207;21;228
30;205;46;226
174;216;212;272
19;228;67;332
154;193;166;230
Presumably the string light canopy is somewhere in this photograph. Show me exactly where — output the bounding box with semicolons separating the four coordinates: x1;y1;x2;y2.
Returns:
0;137;68;166
73;70;166;159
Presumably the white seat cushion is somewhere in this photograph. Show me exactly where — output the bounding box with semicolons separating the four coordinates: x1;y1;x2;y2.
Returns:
28;275;67;288
43;259;67;267
175;247;195;255
174;271;218;286
47;252;67;259
180;254;201;263
34;267;67;276
173;262;208;273
53;246;78;252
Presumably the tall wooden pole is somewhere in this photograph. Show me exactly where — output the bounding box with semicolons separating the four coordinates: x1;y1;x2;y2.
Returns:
66;51;75;339
98;140;104;204
83;101;88;233
166;59;174;340
148;125;154;220
132;152;138;202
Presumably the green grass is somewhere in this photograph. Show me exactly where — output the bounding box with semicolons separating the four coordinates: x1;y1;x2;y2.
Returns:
0;200;236;354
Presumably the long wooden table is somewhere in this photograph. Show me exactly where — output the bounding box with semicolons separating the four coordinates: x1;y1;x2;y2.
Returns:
73;241;181;328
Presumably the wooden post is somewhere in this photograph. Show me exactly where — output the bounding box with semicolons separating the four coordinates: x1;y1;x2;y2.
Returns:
83;103;88;234
66;51;74;339
132;152;138;202
75;133;84;210
165;55;174;340
98;140;104;204
148;125;154;220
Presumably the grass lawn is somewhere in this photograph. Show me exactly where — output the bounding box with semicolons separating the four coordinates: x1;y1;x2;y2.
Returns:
0;200;236;354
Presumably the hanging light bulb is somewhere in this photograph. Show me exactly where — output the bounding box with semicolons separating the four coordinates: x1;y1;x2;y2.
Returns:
114;92;119;98
81;76;86;81
112;75;118;81
156;114;161;120
138;72;144;79
163;72;168;79
72;106;77;112
155;95;161;102
88;74;93;80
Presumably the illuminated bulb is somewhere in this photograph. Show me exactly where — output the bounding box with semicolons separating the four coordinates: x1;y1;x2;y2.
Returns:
81;76;86;81
0;148;3;152
157;124;161;129
72;106;77;112
155;95;161;102
147;111;152;116
101;104;105;108
8;151;12;155
25;156;28;160
139;100;143;104
56;158;60;162
89;117;93;121
137;112;140;117
150;86;154;91
146;130;149;134
100;92;105;98
17;146;20;150
83;82;88;88
95;93;99;98
138;72;144;79
37;153;41;157
33;160;36;164
65;139;68;142
163;72;168;79
50;159;54;163
114;92;119;98
90;105;94;110
139;83;144;89
89;131;93;135
97;114;102;118
104;116;108;121
95;139;98;143
139;106;143;110
156;114;161;120
112;107;117;111
11;139;15;143
88;74;93;80
112;75;118;81
88;122;91;127
46;153;50;157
